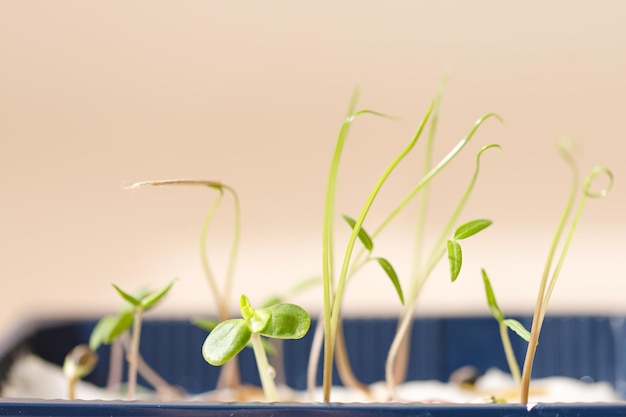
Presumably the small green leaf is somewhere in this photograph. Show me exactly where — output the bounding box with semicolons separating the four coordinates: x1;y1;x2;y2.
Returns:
447;240;462;282
89;316;118;351
141;278;177;310
240;294;254;321
504;319;531;342
106;311;134;343
342;214;374;252
249;309;272;334
453;219;493;240
112;284;141;307
202;319;252;366
89;311;133;350
375;257;404;305
256;303;311;339
481;269;504;322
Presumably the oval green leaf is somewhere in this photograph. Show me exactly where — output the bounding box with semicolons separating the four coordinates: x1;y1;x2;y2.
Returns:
89;315;118;351
256;303;311;339
453;219;492;240
375;257;404;305
106;311;134;343
447;240;462;282
481;269;504;322
141;278;177;310
89;311;133;350
504;319;531;342
341;214;374;252
202;318;251;366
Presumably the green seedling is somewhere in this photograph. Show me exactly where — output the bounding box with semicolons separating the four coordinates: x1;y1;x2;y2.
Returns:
99;279;176;399
63;344;98;400
518;141;613;403
202;294;311;402
481;268;530;389
317;85;502;402
128;180;242;392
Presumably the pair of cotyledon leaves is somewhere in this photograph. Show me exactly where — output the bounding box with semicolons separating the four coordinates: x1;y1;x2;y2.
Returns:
202;294;311;366
89;279;176;351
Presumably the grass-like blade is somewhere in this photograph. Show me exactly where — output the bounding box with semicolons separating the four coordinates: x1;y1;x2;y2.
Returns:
375;257;404;305
141;278;177;310
504;319;531;342
481;269;504;322
453;219;492;240
112;284;141;307
447;240;462;282
341;214;374;251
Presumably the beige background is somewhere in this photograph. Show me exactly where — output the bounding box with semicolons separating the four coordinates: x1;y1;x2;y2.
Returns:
1;1;625;335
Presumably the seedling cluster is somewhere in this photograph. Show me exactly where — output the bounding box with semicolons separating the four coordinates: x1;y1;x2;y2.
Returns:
64;82;612;404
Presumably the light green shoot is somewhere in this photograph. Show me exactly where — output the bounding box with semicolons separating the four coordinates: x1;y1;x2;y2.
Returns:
481;268;530;389
202;295;310;402
321;96;431;402
319;87;502;401
384;144;501;398
519;141;613;403
107;279;176;399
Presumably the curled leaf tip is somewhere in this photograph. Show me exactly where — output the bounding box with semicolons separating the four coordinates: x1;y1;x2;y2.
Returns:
583;166;614;198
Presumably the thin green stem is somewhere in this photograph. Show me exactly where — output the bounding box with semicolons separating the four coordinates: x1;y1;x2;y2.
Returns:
411;73;449;285
199;190;227;317
520;149;613;403
127;306;143;400
499;321;521;389
221;185;241;315
250;333;279;402
520;145;580;403
370;113;502;243
392;77;448;386
385;245;445;397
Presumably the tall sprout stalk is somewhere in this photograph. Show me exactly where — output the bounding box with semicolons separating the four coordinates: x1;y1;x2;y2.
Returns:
321;99;432;402
520;142;613;403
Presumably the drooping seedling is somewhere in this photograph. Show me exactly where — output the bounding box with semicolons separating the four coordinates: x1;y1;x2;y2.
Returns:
93;279;176;399
202;294;311;402
127;179;242;392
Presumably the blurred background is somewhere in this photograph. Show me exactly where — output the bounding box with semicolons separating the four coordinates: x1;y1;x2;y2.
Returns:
1;1;625;334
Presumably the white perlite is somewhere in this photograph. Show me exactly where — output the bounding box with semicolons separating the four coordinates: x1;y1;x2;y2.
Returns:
2;354;621;403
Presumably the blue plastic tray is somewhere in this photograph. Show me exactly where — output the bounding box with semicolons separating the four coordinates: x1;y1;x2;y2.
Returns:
1;315;625;416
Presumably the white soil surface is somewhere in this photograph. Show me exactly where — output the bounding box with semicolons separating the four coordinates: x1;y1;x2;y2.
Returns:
1;354;622;403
